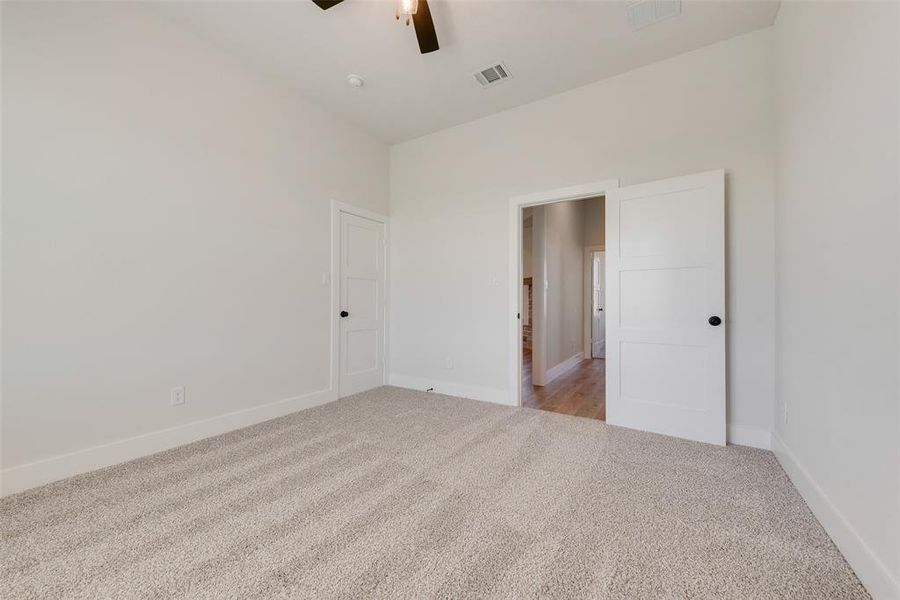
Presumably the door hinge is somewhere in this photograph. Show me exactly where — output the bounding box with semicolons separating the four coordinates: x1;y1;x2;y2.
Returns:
517;312;521;319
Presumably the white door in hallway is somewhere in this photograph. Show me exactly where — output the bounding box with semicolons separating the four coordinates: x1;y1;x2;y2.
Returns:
605;170;725;445
591;251;606;358
339;211;385;397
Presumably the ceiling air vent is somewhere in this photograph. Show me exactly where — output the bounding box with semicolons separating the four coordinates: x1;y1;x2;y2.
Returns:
627;0;681;31
473;63;512;88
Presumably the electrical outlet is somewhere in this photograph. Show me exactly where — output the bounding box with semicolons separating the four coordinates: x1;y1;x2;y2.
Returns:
445;356;454;369
170;386;186;406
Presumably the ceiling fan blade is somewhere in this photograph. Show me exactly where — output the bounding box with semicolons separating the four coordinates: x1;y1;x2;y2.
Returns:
412;0;439;54
311;0;344;9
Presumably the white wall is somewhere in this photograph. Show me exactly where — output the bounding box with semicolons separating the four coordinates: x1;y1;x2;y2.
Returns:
522;209;533;279
1;2;389;492
531;207;548;384
583;196;605;248
390;28;775;447
772;2;900;597
533;201;585;371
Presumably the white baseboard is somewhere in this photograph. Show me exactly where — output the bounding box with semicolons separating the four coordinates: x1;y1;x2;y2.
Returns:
544;352;585;384
0;387;337;497
772;434;899;600
726;424;771;450
389;374;513;406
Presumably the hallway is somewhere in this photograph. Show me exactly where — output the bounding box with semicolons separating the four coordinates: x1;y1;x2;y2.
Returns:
522;350;606;420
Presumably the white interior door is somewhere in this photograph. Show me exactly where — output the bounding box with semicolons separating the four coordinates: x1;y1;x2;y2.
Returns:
591;251;606;358
339;211;385;397
606;170;725;445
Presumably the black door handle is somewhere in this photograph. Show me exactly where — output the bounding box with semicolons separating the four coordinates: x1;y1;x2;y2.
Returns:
708;316;722;326
340;311;349;318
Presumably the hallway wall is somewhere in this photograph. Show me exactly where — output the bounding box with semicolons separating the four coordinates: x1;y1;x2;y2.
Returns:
532;201;586;372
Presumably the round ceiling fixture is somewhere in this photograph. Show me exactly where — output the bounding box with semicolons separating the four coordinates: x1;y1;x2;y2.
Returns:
346;74;365;89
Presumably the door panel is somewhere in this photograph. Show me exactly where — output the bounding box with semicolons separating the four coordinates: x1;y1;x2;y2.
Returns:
346;329;378;374
347;277;378;321
606;170;725;445
620;342;707;411
339;212;385;397
619;188;708;258
619;267;705;329
591;251;605;358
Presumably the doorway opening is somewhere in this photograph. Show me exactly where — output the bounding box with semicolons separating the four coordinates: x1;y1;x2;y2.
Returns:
509;171;726;446
520;196;606;420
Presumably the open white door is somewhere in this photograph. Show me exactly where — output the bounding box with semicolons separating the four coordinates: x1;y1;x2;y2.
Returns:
338;211;385;397
606;170;725;445
591;251;606;358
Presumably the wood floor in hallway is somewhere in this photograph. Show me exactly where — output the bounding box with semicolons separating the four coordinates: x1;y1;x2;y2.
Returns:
522;349;606;420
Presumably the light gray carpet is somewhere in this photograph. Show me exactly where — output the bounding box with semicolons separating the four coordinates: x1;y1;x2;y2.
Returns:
1;386;868;599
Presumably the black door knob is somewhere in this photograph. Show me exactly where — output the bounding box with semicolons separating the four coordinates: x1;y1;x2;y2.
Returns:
708;316;722;326
340;310;349;318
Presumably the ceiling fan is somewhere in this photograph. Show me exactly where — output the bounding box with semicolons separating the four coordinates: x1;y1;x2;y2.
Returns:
311;0;439;54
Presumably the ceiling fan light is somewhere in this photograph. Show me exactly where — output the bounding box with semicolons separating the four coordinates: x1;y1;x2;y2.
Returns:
398;0;418;15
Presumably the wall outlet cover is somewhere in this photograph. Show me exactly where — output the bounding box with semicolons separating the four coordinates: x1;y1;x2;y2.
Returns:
170;386;186;406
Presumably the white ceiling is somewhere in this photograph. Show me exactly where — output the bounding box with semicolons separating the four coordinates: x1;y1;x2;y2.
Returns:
156;1;780;143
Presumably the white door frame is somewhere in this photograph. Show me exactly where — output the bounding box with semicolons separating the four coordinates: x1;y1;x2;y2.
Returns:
330;200;390;398
507;179;619;407
582;245;605;358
